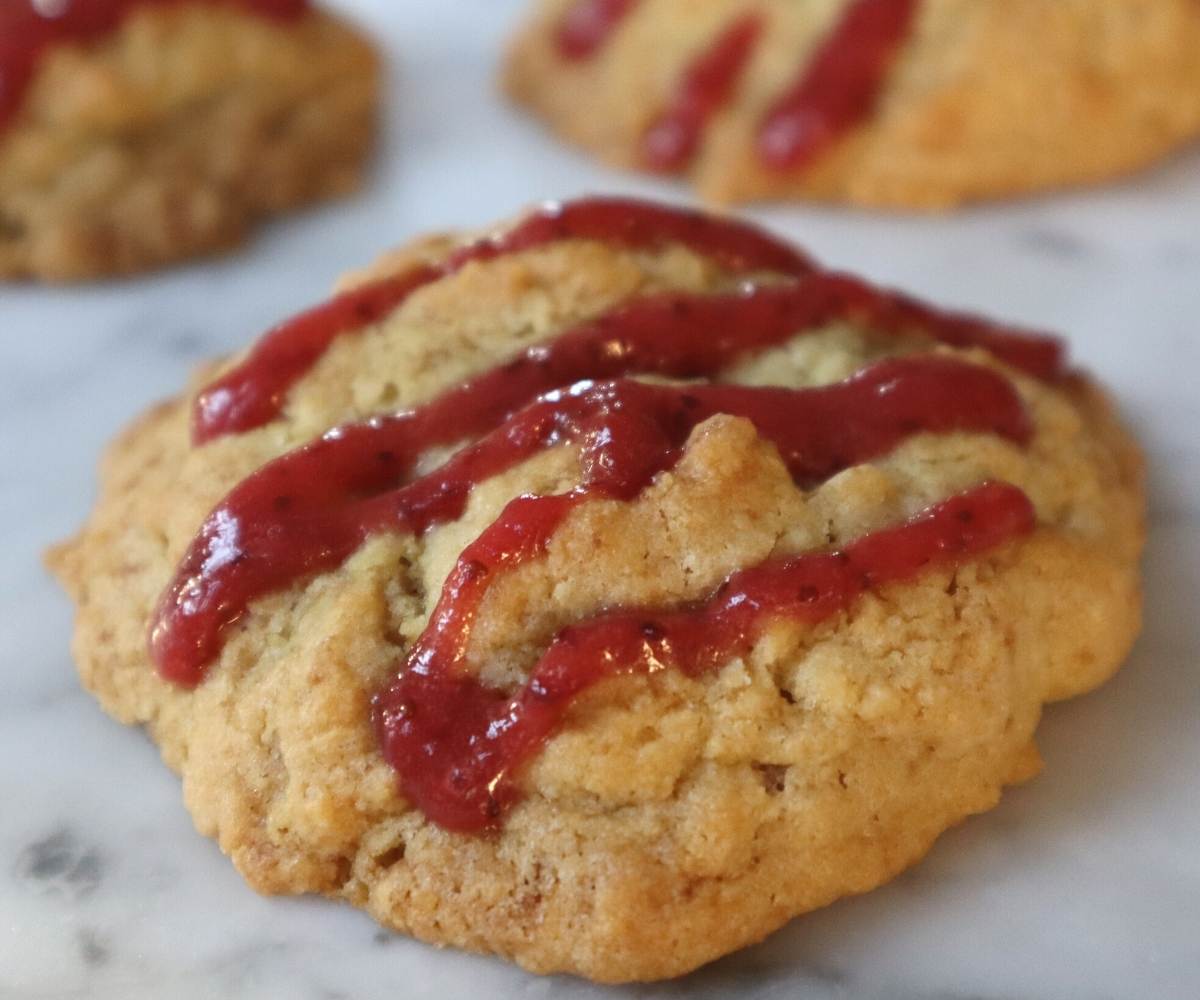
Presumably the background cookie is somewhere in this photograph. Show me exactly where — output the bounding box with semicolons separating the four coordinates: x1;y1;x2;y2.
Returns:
504;0;1200;208
0;0;379;282
49;197;1143;981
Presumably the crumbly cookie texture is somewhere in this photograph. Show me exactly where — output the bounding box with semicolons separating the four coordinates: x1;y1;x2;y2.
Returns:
49;224;1144;982
504;0;1200;208
0;5;378;282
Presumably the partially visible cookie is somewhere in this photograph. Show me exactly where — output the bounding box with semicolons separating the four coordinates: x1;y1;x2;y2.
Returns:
0;1;379;282
49;197;1145;981
504;0;1200;208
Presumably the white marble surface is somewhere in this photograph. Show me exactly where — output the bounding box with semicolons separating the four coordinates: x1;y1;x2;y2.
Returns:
2;1;1199;997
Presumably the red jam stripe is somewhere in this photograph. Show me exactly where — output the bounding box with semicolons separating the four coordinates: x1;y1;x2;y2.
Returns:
192;197;816;443
0;0;309;129
306;278;1056;467
758;0;920;170
193;266;440;443
810;272;1064;380
641;13;762;173
151;357;1030;686
555;0;639;60
553;0;921;174
376;480;1035;831
196;270;1064;448
193;198;1062;444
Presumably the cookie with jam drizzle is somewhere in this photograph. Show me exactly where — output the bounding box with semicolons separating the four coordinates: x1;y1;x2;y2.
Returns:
0;0;378;281
49;197;1145;981
505;0;1200;208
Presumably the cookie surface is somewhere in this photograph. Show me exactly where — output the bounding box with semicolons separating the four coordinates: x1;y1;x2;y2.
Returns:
505;0;1200;208
49;197;1144;982
0;1;379;282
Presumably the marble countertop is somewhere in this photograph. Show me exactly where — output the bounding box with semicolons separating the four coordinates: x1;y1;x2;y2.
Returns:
2;2;1198;997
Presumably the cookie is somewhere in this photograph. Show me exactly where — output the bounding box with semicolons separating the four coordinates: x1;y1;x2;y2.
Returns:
0;0;379;282
504;0;1200;208
48;197;1144;981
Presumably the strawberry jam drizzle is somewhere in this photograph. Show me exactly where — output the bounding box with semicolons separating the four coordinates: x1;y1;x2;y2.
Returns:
263;276;1056;463
641;14;762;173
192;197;815;443
555;0;920;173
555;0;639;60
158;192;1061;834
151;357;1030;687
801;273;1063;380
194;197;1062;444
0;0;308;129
376;480;1035;831
758;0;920;170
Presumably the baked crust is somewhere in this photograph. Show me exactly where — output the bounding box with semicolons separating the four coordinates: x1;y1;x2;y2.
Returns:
49;214;1144;981
504;0;1200;208
0;4;379;282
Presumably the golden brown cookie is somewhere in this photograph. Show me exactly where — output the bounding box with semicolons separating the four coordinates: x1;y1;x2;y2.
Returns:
0;0;379;282
49;197;1144;981
504;0;1200;208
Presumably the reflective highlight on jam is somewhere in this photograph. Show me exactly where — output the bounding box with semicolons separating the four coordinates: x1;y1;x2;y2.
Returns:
375;481;1035;831
193;198;1061;444
151;195;1054;835
192;197;815;442
153;357;1029;686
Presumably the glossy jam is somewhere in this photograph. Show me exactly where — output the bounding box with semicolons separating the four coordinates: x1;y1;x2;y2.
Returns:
641;14;762;173
151;357;1029;686
0;0;309;129
375;481;1035;831
192;197;815;443
193;198;1062;444
808;272;1064;380
156;192;1060;834
555;0;639;60
758;0;919;169
193;266;442;444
